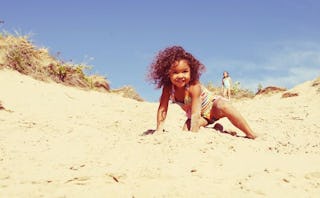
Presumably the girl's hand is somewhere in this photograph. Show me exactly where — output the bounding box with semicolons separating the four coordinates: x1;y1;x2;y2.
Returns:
155;125;164;133
156;85;170;133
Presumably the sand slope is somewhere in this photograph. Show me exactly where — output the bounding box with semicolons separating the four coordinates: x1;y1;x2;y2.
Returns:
0;69;319;197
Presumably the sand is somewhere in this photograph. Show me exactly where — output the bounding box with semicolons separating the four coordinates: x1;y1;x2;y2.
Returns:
0;69;319;197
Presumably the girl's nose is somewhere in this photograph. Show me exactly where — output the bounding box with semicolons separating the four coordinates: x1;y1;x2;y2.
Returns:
177;73;184;78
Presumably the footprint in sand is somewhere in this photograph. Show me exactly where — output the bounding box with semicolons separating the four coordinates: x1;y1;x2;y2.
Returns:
65;176;90;185
305;172;320;180
106;173;127;183
69;164;86;171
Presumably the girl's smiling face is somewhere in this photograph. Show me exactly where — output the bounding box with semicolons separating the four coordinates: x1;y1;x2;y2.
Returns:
169;59;191;88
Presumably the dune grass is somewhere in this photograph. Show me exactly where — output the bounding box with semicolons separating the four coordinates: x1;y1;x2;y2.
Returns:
0;33;110;91
0;32;144;101
312;76;320;93
204;81;255;99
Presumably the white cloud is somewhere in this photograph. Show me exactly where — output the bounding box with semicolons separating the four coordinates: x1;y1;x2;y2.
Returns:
239;66;319;92
266;47;320;70
205;41;320;92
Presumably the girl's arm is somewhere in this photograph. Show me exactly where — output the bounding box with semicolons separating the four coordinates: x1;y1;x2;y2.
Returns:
156;85;170;132
189;83;202;132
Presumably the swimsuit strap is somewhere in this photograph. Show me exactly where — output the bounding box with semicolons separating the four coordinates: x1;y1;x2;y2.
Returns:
170;85;176;103
171;84;190;104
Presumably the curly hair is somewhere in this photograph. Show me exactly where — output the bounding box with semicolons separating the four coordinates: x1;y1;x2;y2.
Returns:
147;46;206;89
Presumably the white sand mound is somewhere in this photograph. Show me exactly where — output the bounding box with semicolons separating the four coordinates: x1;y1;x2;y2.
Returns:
1;69;319;197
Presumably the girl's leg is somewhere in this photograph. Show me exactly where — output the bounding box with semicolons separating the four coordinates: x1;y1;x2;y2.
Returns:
227;88;231;100
223;88;227;97
211;98;256;139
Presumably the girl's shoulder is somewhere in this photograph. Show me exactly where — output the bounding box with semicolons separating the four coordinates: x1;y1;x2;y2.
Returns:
162;84;172;95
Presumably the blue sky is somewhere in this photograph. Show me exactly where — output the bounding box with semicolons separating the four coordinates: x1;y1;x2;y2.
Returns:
1;0;320;101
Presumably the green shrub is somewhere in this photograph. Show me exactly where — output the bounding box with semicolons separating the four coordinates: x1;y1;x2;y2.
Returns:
204;81;254;99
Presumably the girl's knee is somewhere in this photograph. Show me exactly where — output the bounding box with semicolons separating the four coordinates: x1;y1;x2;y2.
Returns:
212;98;234;118
215;98;229;110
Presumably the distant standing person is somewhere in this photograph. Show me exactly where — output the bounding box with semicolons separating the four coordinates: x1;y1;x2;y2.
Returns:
222;71;232;100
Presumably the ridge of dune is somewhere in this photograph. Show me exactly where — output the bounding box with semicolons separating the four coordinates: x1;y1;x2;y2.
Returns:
0;69;320;197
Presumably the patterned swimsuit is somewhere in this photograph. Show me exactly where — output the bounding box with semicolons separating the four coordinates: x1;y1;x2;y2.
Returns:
171;85;217;124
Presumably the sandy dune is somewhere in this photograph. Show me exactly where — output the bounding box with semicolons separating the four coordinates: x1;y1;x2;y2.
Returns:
0;69;319;197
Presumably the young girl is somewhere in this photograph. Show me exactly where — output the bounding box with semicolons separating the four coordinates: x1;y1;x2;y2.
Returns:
147;46;256;139
222;71;232;100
